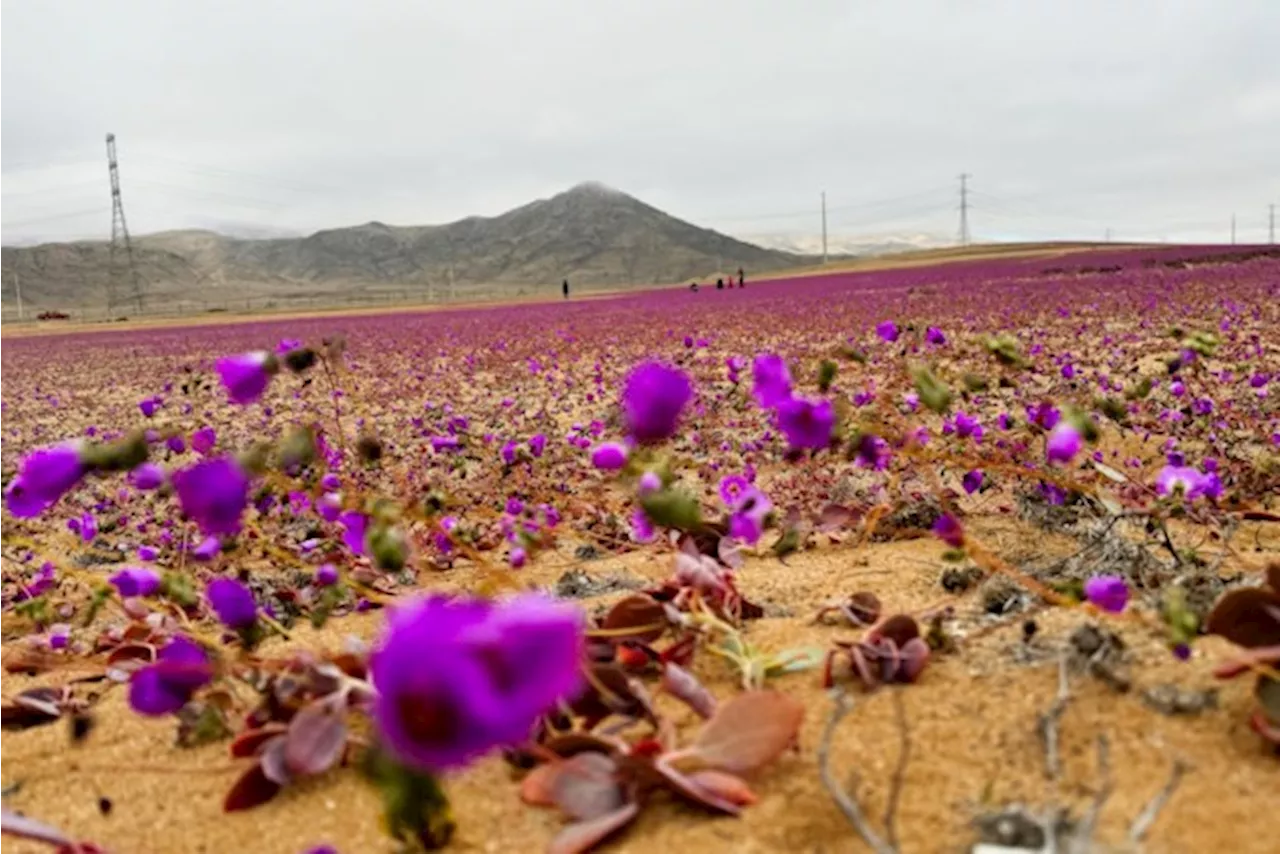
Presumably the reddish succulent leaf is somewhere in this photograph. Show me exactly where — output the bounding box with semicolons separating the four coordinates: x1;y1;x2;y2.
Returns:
867;614;921;648
543;732;626;759
651;761;743;815
229;723;288;758
899;637;932;683
661;662;717;719
547;801;641;854
2;807;73;845
259;735;293;786
105;643;156;666
686;769;759;806
1250;709;1280;746
601;595;667;644
520;762;564;807
816;504;861;532
549;753;624;821
717;538;744;569
1205;588;1280;649
223;761;282;812
283;700;347;776
681;690;804;774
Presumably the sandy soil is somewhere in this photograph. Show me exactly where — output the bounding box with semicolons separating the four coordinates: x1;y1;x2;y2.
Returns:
3;515;1276;854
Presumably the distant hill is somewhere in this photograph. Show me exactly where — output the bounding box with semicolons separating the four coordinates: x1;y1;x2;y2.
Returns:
0;183;807;311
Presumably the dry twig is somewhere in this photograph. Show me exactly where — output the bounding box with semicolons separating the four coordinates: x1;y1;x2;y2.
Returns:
817;690;898;854
1036;653;1072;780
1127;760;1190;844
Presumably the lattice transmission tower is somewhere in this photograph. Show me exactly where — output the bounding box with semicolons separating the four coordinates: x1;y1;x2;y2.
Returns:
106;133;143;313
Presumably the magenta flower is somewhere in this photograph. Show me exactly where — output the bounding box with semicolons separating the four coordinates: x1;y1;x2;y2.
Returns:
173;457;250;536
875;321;899;343
192;536;221;561
924;326;946;345
339;511;369;555
728;487;772;545
1045;422;1082;465
166;435;187;454
621;361;693;444
932;514;965;548
206;577;258;629
314;563;339;587
500;440;519;465
1154;465;1219;501
369;593;585;772
109;567;161;598
528;433;547;458
631;507;656;542
191;427;217;455
776;396;835;450
590;442;629;471
216;351;277;404
1084;575;1129;613
962;469;984;494
128;636;213;716
509;546;527;569
954;411;982;440
138;396;163;417
128;462;166;491
3;442;86;518
751;354;793;409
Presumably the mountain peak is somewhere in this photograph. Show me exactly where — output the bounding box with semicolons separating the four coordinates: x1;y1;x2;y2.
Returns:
563;180;624;198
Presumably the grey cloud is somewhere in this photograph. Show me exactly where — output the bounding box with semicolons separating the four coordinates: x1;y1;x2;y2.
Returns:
3;0;1278;245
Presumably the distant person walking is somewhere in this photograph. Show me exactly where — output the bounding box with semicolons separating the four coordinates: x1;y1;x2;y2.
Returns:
562;279;570;300
737;268;745;287
716;277;725;290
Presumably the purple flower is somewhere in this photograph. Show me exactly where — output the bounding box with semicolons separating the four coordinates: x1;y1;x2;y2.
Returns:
962;469;984;495
528;433;547;458
173;457;250;536
509;547;527;569
954;411;982;440
276;338;303;354
1027;402;1061;430
728;487;772;545
215;351;277;405
129;636;213;716
340;511;369;555
166;435;187;454
637;471;662;495
875;321;899;343
191;427;217;455
751;354;793;409
206;577;257;629
137;545;160;562
924;326;946;345
4;442;86;518
109;567;162;598
621;361;693;444
369;593;585;772
776;396;835;450
16;562;57;601
853;434;890;470
718;475;751;506
317;492;342;522
631;507;656;543
590;442;629;471
314;563;339;587
191;536;221;561
500;440;519;465
932;514;965;548
129;462;166;491
1154;465;1218;501
1084;575;1129;614
138;396;163;417
1045;422;1082;465
78;512;97;543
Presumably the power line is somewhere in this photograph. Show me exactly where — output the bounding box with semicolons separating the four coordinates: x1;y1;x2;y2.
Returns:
106;133;144;314
1;207;109;229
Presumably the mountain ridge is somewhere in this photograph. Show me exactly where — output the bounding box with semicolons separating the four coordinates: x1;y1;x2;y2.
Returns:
1;183;809;311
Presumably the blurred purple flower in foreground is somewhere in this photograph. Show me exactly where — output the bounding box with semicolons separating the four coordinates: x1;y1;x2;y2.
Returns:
1045;422;1082;465
776;396;835;450
751;354;793;409
215;351;277;405
621;361;692;444
173;457;250;536
109;567;161;598
4;442;86;518
370;593;584;772
1084;575;1129;614
206;577;258;629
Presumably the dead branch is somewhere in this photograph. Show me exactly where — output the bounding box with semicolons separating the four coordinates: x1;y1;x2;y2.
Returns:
1036;653;1072;780
1128;759;1190;844
883;690;911;851
817;690;898;854
1069;735;1113;854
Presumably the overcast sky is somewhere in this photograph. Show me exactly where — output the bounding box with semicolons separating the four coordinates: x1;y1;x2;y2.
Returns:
3;0;1278;246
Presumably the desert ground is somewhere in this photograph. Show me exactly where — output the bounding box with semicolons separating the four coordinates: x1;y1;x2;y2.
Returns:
2;244;1278;854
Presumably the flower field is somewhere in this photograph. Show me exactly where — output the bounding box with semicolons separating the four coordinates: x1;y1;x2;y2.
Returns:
2;244;1278;853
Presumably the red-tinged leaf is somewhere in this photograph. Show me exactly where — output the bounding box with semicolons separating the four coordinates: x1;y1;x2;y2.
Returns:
222;762;282;812
547;802;641;854
685;769;759;806
867;614;921;648
661;663;717;719
1207;643;1280;680
105;643;156;666
899;637;931;683
601;595;667;644
259;735;293;786
3;648;59;675
1205;588;1280;649
1;807;73;845
681;690;804;774
520;762;564;807
1250;709;1280;745
650;761;743;815
717;537;744;569
283;700;347;776
550;753;624;821
816;504;861;532
543;732;626;759
2;691;62;730
229;723;288;758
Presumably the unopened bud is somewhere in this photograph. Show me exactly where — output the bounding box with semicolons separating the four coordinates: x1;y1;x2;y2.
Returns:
85;431;150;472
817;360;838;393
368;525;409;571
639;489;702;532
282;348;318;373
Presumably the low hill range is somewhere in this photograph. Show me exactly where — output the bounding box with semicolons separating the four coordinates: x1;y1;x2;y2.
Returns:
0;182;814;309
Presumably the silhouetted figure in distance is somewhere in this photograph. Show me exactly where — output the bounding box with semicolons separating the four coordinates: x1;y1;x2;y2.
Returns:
716;277;725;290
737;268;745;287
689;282;699;292
562;279;569;300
